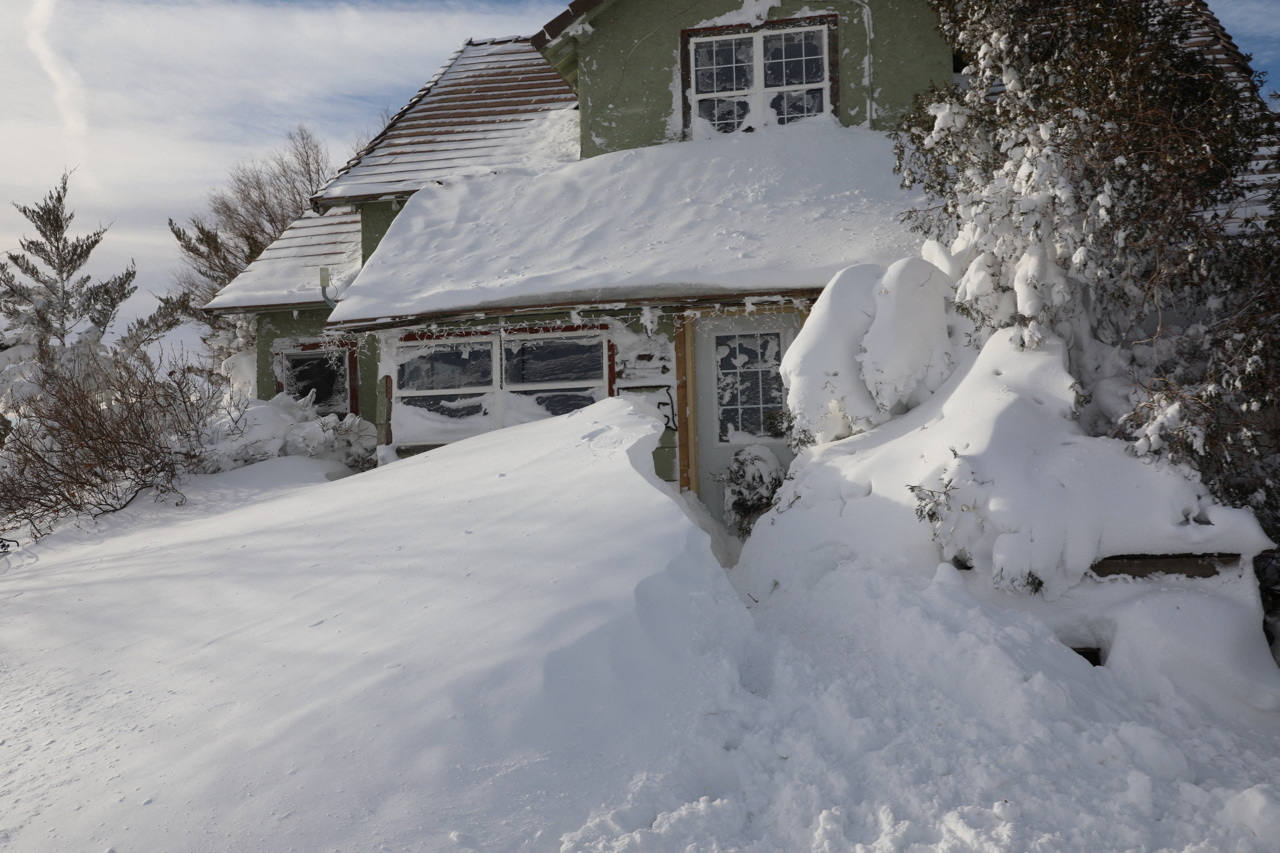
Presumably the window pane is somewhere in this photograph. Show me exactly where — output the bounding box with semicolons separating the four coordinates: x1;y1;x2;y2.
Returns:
285;352;348;415
739;370;761;406
718;372;740;407
401;393;488;419
514;390;600;417
716;335;740;372
719;407;739;442
503;337;603;385
770;88;825;125
398;342;493;390
715;331;789;443
693;36;752;94
764;31;824;88
762;371;785;405
763;406;788;438
697;98;750;133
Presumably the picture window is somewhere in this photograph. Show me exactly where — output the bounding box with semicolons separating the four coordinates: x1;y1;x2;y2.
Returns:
394;331;610;440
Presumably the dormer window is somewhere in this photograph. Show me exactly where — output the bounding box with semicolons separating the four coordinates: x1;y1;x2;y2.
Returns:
683;16;837;137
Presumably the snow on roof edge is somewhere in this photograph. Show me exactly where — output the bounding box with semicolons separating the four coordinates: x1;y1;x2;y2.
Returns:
329;119;924;325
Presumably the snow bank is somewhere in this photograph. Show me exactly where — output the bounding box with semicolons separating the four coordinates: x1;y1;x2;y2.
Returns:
202;391;376;471
751;329;1270;599
331;119;921;324
0;399;750;852
3;396;1278;851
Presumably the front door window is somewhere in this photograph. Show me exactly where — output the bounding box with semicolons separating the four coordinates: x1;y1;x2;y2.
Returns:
714;332;787;441
694;313;803;525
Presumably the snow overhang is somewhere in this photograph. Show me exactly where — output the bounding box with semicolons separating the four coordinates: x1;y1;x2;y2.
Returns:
327;119;924;326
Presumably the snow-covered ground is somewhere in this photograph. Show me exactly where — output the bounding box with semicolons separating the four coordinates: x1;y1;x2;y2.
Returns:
3;398;1279;851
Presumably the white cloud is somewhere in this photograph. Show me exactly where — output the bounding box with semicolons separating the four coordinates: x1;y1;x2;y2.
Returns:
0;0;564;321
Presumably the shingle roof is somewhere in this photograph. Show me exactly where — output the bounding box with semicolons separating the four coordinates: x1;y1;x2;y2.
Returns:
1152;0;1276;222
312;38;577;208
204;207;362;312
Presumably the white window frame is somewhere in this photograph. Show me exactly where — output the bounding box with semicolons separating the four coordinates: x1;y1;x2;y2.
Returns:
687;21;834;138
394;330;611;434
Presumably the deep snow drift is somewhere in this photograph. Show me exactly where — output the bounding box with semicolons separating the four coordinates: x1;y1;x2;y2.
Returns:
3;399;1279;851
0;401;750;851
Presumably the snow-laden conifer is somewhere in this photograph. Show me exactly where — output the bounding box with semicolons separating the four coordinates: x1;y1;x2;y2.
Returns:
895;0;1270;368
894;0;1278;618
0;173;136;423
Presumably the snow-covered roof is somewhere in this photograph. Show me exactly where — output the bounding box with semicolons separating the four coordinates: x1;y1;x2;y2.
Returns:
328;120;922;327
205;208;361;312
312;38;577;207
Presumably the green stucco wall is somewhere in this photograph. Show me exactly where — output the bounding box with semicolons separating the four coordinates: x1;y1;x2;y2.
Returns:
359;200;401;263
255;308;382;431
557;0;950;157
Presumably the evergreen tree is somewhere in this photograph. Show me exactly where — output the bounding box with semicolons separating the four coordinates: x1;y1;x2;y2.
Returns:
0;173;136;355
895;0;1271;368
895;0;1278;626
0;173;136;422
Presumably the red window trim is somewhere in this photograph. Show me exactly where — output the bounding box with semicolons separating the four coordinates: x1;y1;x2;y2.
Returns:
397;323;610;343
679;14;840;138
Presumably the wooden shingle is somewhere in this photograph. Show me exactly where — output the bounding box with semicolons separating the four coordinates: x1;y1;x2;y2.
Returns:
312;38;577;208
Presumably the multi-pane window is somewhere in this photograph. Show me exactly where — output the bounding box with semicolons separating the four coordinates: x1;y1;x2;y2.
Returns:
503;336;605;416
714;332;786;442
397;340;494;420
394;332;609;443
690;24;830;135
282;349;350;415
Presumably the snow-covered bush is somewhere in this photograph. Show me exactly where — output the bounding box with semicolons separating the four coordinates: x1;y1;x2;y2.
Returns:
0;351;222;536
884;0;1277;611
895;0;1270;361
0;355;376;538
202;392;376;474
722;444;784;536
781;255;960;443
748;331;1271;601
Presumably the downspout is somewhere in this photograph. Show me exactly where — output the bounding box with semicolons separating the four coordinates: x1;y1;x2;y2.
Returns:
320;267;338;308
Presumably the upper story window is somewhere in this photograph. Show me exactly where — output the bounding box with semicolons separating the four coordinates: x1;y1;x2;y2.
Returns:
683;16;838;138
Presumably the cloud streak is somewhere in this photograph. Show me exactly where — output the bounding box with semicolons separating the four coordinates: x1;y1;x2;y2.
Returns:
23;0;93;186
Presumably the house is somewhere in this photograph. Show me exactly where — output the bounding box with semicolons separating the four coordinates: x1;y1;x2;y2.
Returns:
204;1;955;522
203;0;1265;525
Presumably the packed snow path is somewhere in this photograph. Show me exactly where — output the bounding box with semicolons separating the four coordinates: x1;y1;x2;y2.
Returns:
2;400;1279;851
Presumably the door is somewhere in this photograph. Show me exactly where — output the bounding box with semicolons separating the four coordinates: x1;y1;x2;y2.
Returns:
693;311;804;525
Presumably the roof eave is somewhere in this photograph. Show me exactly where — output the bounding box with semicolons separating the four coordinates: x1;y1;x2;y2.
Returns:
313;189;417;212
204;299;330;315
323;288;827;333
531;0;622;89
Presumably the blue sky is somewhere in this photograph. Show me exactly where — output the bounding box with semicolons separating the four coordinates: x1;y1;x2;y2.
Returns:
1;0;1275;331
1213;0;1280;100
